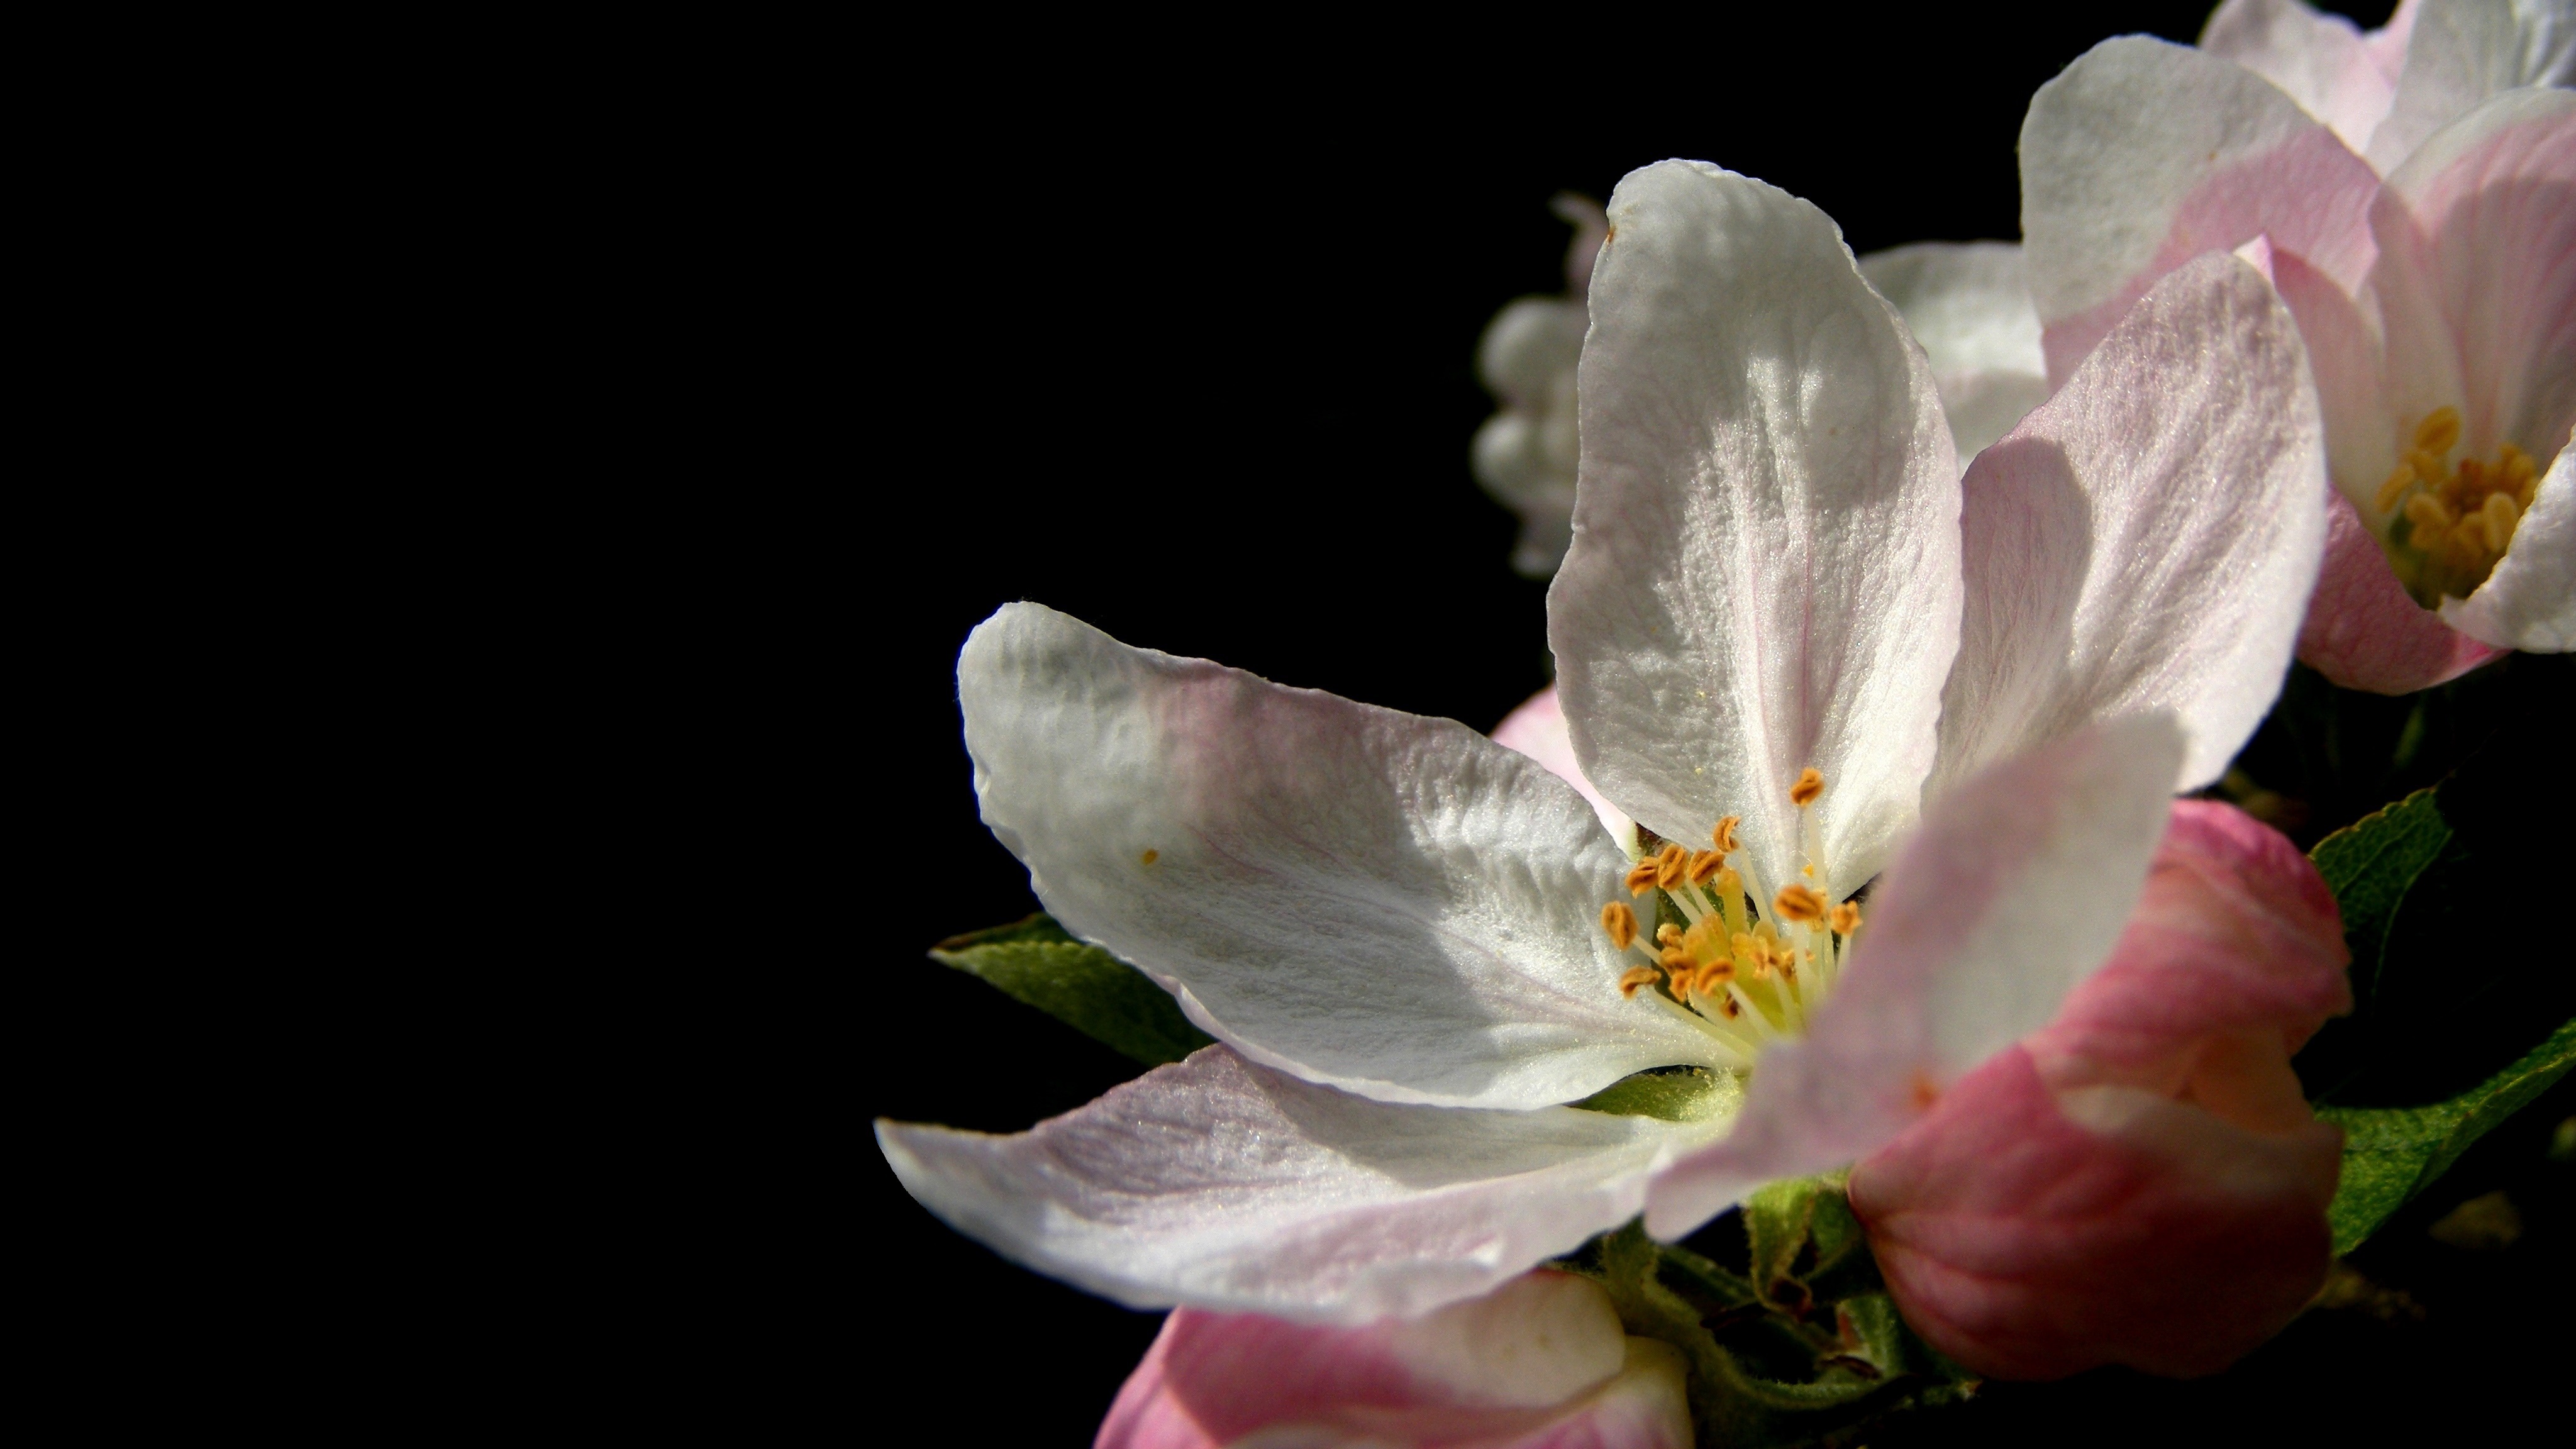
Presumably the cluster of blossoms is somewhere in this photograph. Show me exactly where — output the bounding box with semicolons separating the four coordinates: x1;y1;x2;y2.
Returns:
884;3;2569;1443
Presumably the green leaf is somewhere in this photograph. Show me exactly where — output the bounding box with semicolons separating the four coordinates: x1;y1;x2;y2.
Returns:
1571;1066;1741;1122
2307;787;2449;1009
2317;1016;2576;1255
929;914;1215;1067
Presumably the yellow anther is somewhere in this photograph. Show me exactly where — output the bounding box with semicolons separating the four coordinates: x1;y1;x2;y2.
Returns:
1701;957;1735;984
1624;861;1662;897
1731;931;1757;960
2482;491;2521;548
1140;849;1158;865
1654;843;1689;890
1659;945;1692;970
1656;923;1684;948
1789;768;1824;807
1829;901;1861;935
1802;863;1815;878
1600;902;1639;950
1665;963;1697;998
2413;406;2462;455
1682;916;1727;960
1711;816;1741;853
1774;883;1826;924
1686;849;1725;886
1711;866;1741;901
1617;966;1660;998
2404;493;2455;545
2374;462;2418;514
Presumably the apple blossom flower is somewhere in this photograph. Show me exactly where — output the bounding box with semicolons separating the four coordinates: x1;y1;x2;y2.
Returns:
879;162;2328;1334
1475;208;2050;573
2020;16;2573;691
1474;195;1607;577
1097;1270;1691;1449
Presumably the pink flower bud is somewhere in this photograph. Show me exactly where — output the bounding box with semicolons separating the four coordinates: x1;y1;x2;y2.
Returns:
1848;801;2351;1379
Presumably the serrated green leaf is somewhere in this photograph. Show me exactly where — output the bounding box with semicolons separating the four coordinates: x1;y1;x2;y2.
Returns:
930;913;1215;1067
2308;787;2449;1008
1571;1066;1741;1122
2318;1017;2576;1254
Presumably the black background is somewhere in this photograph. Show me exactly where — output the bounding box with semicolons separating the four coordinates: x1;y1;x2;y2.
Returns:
837;4;2569;1441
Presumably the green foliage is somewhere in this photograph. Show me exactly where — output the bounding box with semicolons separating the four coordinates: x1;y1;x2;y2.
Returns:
1558;1180;1972;1448
2316;1018;2576;1255
1572;1067;1740;1123
2298;718;2576;1253
930;914;1215;1067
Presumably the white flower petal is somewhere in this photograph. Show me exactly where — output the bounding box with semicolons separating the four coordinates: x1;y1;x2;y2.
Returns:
877;1047;1710;1323
2446;442;2576;647
2367;0;2576;172
958;603;1723;1111
1931;254;2329;797
2201;0;2403;152
2021;36;2382;384
1492;687;1635;850
1858;242;2051;458
1642;716;2185;1239
1550;162;1961;903
2368;87;2576;469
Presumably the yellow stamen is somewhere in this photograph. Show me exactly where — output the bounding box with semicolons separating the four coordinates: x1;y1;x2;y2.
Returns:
2413;406;2461;455
1711;816;1741;853
2482;491;2521;550
1682;916;1727;961
1624;862;1661;897
1617;966;1660;998
1659;945;1692;970
2374;461;2418;514
1774;883;1826;924
1140;849;1158;865
1830;901;1860;935
1654;843;1688;891
1789;768;1824;807
1686;849;1725;886
1599;902;1639;950
1656;923;1684;948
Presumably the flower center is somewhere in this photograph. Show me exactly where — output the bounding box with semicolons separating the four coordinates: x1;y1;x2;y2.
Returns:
1595;768;1860;1071
2370;406;2542;606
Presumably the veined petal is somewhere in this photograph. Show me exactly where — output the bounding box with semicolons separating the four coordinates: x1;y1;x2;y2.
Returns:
1551;161;1960;904
1492;687;1634;849
878;1048;1712;1323
1096;1272;1689;1449
2201;0;2402;152
2445;442;2576;647
2369;87;2576;471
2367;0;2576;172
1858;242;2051;459
2021;36;2382;385
958;604;1721;1110
1641;716;2184;1238
1932;254;2328;797
2301;489;2506;688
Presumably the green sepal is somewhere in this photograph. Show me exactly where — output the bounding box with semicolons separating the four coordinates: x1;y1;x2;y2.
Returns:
1745;1171;1865;1311
1558;1220;1972;1448
1572;1066;1740;1123
929;914;1216;1067
2317;1016;2576;1254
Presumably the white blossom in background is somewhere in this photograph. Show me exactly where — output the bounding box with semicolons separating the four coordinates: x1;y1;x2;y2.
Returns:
878;162;2327;1328
1856;243;2050;463
1472;194;1606;577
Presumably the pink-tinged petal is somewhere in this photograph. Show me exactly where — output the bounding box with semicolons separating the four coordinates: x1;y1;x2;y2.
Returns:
958;603;1722;1111
2446;441;2576;648
2021;37;2382;386
2201;0;2401;153
879;1047;1707;1324
1098;1272;1691;1449
2366;0;2576;173
1641;716;2182;1238
2367;0;2426;84
2369;88;2576;472
1846;799;2348;1380
2301;489;2506;688
1551;160;1960;906
1847;1046;2341;1380
1492;687;1633;848
1933;253;2327;797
